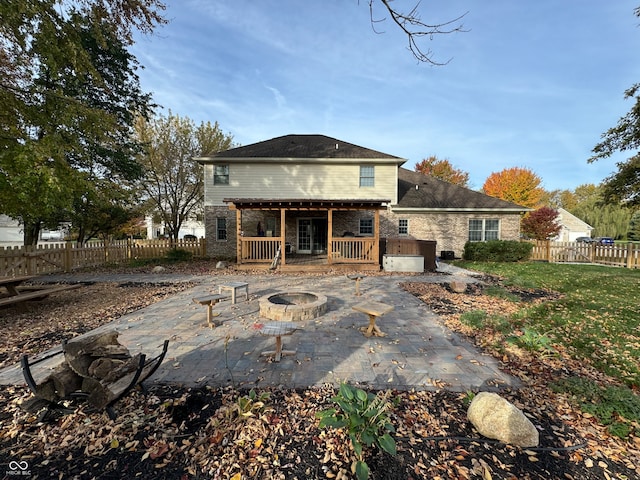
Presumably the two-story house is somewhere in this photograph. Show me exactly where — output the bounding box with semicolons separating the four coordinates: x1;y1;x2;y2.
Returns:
195;134;528;270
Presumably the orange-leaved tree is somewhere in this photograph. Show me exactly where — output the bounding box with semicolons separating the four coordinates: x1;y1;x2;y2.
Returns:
414;156;470;187
482;167;545;208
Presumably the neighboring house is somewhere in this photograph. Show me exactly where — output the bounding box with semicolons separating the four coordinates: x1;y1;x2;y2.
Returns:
0;215;22;244
0;215;68;244
145;215;205;240
195;134;528;270
554;208;593;242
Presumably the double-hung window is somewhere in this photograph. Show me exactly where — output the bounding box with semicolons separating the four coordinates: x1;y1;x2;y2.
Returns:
359;165;374;187
359;218;373;235
398;219;408;235
213;164;229;185
468;219;499;241
216;217;227;241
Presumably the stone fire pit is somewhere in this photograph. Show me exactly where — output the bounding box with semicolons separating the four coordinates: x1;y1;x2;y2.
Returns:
259;291;328;322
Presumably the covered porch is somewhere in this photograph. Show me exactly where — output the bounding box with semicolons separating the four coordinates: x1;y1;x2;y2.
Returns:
223;198;389;272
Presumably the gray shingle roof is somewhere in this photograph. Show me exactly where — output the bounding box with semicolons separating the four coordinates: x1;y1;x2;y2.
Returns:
204;134;404;160
396;168;528;210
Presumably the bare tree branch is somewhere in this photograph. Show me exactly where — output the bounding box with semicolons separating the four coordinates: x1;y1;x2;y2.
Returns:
367;0;468;65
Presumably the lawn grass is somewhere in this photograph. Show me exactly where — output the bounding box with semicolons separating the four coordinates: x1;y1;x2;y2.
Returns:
456;261;640;388
455;261;640;437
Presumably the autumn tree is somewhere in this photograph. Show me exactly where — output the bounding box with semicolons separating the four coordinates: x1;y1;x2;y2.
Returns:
482;167;545;208
588;7;640;206
0;0;166;244
134;113;235;241
414;156;469;187
521;207;562;241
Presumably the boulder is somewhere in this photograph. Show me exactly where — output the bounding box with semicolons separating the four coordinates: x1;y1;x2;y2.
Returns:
449;281;467;293
152;266;166;273
467;392;539;447
215;261;228;269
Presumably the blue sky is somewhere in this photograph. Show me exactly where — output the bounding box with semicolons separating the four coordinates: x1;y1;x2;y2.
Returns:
131;1;640;191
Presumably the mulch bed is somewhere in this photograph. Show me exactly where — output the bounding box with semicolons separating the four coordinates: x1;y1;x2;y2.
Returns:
0;263;638;479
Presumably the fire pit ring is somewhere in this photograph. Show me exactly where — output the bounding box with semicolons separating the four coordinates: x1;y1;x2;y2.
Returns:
259;291;328;322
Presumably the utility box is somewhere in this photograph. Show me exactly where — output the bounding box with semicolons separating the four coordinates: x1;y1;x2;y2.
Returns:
440;250;455;260
383;254;424;273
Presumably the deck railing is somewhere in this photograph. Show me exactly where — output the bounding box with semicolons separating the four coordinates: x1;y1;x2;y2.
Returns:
329;238;376;263
530;241;639;269
239;237;281;263
238;237;377;264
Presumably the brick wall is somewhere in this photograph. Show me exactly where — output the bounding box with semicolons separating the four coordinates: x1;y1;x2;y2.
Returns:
381;209;522;258
206;206;522;261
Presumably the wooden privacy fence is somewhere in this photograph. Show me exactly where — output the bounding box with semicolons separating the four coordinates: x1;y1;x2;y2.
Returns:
0;238;206;277
530;240;640;269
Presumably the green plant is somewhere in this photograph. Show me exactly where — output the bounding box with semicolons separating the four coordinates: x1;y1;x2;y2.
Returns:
459;310;488;328
316;383;398;480
507;328;555;355
228;389;271;420
462;240;533;262
551;376;640;438
484;285;519;302
462;391;476;407
166;248;193;262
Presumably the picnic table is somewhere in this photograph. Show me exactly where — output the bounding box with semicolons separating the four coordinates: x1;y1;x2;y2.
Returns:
0;275;38;296
0;275;81;311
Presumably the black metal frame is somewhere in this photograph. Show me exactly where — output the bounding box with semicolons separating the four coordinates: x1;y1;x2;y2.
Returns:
20;339;169;420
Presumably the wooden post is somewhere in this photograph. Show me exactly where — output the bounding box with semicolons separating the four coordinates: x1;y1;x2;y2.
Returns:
626;242;633;269
26;245;36;275
64;242;72;272
327;209;333;265
374;209;380;265
280;208;286;266
545;240;551;263
236;209;242;264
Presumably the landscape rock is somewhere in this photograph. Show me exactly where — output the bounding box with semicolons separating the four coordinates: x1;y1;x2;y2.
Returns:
449;281;467;293
467;391;539;447
215;261;228;269
152;266;166;273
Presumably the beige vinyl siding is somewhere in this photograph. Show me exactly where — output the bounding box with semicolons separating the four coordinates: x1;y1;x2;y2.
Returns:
204;162;397;206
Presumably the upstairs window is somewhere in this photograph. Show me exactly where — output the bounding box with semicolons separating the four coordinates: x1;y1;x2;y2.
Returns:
359;165;374;187
468;219;499;241
359;218;373;235
398;219;408;235
216;217;227;240
214;164;229;185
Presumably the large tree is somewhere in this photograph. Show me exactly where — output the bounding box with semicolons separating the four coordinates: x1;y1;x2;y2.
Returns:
0;0;165;244
135;113;235;241
482;167;545;208
589;7;640;206
567;184;632;239
414;156;469;187
521;207;562;241
370;1;467;65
